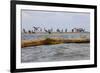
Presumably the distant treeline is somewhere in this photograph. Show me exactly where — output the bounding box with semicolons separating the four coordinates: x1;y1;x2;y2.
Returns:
22;26;88;34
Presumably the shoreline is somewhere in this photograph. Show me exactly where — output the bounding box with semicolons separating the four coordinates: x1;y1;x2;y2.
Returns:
21;37;90;48
22;32;90;34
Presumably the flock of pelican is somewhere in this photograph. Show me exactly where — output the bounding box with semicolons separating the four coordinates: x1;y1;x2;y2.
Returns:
22;26;86;34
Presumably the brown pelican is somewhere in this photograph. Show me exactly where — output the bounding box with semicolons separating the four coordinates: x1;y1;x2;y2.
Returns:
28;30;31;34
23;28;26;33
44;28;52;34
65;28;67;32
72;28;85;32
56;28;60;32
61;29;63;32
33;26;40;32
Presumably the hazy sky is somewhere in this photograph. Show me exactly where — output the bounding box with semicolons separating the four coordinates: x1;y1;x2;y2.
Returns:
21;10;90;32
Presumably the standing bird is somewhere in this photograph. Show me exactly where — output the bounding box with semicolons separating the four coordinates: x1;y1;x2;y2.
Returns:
33;26;40;32
61;29;63;33
44;28;52;34
56;28;60;32
65;28;67;32
23;28;26;33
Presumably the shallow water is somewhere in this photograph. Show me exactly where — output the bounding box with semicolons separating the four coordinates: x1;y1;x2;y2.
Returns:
21;33;90;63
21;33;90;40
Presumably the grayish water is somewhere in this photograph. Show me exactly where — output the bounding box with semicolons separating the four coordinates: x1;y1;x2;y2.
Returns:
21;33;90;63
22;33;90;40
